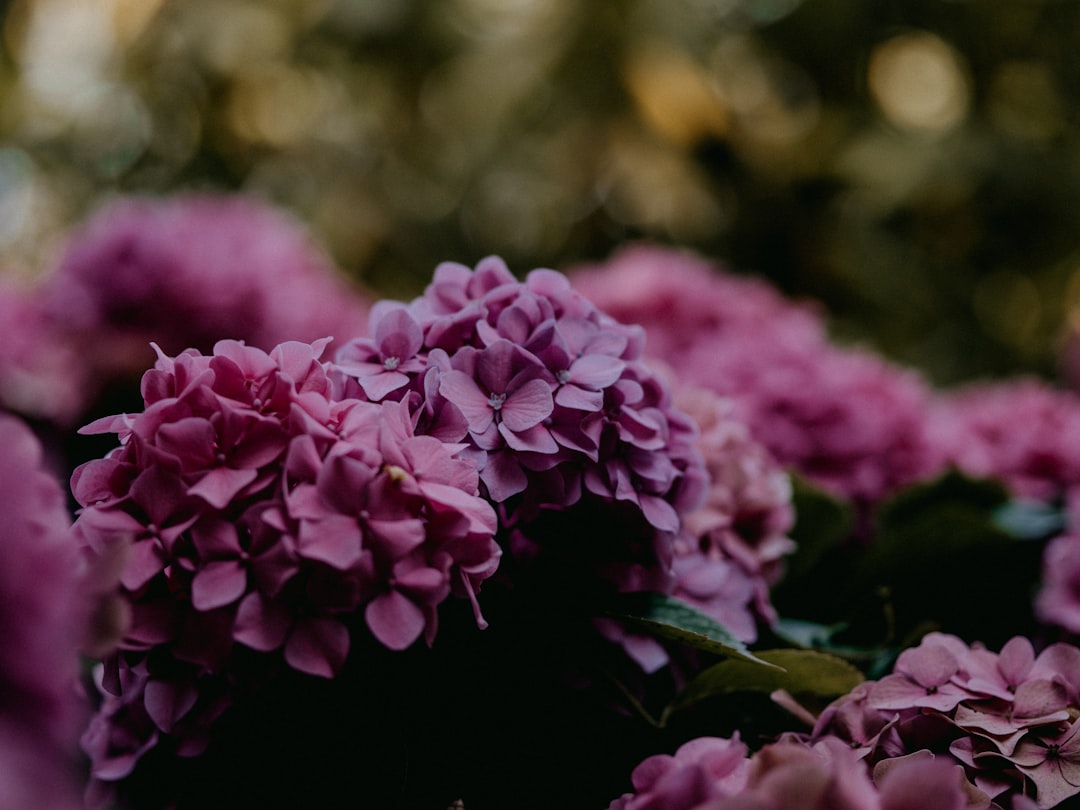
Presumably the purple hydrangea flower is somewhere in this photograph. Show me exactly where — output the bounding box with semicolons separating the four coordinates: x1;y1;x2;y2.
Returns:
571;244;944;509
803;632;1080;808
39;193;372;406
331;256;707;596
74;338;500;806
0;414;86;809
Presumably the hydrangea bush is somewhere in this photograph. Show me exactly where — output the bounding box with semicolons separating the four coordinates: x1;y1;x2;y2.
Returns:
6;200;1080;808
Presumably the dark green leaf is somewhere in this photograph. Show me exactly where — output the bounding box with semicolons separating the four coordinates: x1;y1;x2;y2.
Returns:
854;470;1041;647
667;649;864;715
857;470;1013;582
605;592;780;668
784;474;856;582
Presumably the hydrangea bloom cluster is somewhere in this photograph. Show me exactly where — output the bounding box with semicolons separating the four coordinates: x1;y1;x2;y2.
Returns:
805;632;1080;809
332;256;707;592
0;414;85;810
39;194;371;397
606;733;996;810
671;385;796;644
572;244;943;508
73;339;500;804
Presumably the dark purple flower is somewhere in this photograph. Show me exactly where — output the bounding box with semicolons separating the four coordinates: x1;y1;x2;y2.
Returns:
331;255;707;601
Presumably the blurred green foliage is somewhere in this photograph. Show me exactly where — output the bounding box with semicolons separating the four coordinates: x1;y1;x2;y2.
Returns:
4;0;1080;383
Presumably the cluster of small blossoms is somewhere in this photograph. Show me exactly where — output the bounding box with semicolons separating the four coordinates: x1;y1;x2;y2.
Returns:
572;244;943;510
606;733;997;810
671;385;796;644
0;414;86;809
72;339;500;805
803;632;1080;809
332;256;707;592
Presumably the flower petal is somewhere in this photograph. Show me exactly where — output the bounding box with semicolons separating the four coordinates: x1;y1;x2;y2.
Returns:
285;618;350;677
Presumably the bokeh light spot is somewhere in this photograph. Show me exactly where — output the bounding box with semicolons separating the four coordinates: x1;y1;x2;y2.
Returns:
868;32;970;134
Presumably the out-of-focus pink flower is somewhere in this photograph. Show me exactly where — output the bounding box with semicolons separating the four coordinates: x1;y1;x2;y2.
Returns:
606;735;752;810
40;193;372;398
606;735;990;810
0;414;85;809
571;244;942;509
74;338;500;806
0;279;89;425
929;378;1080;504
1034;533;1080;635
570;243;826;361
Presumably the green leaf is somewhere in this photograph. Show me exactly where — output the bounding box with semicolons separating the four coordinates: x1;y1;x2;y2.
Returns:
852;470;1041;647
783;474;856;582
667;649;864;716
857;470;1013;583
605;592;780;668
771;618;899;675
771;618;845;649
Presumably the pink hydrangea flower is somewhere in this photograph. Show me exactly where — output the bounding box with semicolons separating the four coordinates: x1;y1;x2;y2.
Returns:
571;244;943;509
671;385;795;643
332;256;707;597
805;632;1080;808
40;193;372;401
570;243;827;362
74;338;500;805
607;735;753;810
0;414;86;809
929;378;1080;505
606;734;989;810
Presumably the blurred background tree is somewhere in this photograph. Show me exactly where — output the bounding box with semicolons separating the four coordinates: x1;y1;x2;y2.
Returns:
3;0;1080;385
